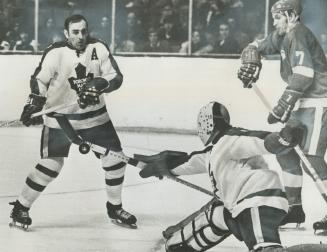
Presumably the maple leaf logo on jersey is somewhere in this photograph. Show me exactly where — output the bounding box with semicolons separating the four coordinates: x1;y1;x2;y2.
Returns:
68;63;94;94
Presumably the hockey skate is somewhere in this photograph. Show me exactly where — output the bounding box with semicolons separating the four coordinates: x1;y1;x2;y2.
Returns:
9;200;32;231
106;202;137;229
279;205;305;230
313;215;327;234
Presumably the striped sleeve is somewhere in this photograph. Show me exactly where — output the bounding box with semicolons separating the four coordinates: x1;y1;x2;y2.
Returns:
98;42;123;93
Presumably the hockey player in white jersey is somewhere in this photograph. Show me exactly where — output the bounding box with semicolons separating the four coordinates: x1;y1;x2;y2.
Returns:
136;102;326;251
9;14;136;229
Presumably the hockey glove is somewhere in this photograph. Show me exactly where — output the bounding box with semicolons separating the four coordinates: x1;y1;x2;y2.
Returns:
264;119;304;154
134;150;189;179
78;77;109;109
268;89;303;124
279;119;304;148
238;45;262;88
20;94;46;126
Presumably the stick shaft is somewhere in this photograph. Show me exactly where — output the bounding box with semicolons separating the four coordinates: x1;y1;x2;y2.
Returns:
0;102;77;128
252;84;327;198
31;102;77;118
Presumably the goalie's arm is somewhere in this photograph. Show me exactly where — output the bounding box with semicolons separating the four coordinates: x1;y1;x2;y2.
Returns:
171;149;209;176
135;147;211;179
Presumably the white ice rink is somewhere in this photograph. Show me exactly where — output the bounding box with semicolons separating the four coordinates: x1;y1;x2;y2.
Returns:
1;127;327;252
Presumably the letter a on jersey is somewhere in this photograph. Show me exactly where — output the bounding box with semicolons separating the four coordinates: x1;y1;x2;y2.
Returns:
91;48;98;60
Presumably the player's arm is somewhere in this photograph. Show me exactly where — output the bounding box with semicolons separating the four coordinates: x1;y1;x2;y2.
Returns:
134;148;210;179
78;45;123;108
229;122;303;159
20;48;55;126
237;31;282;88
268;36;314;124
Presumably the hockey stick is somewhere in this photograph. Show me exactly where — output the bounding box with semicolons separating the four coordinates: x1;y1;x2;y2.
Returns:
52;113;214;197
0;102;77;128
252;84;327;201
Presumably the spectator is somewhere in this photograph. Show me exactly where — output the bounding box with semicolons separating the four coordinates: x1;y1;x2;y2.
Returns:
179;30;206;55
0;40;10;51
116;40;136;52
140;27;171;52
200;0;224;33
39;18;62;50
5;22;21;50
158;16;183;51
90;16;111;45
14;31;34;52
119;12;145;50
227;17;250;50
320;33;327;54
213;22;240;54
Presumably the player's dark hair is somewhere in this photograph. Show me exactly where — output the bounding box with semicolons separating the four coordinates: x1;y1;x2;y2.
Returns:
64;14;88;30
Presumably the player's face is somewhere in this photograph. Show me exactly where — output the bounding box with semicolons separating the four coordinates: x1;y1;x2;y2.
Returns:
65;20;88;51
272;13;288;35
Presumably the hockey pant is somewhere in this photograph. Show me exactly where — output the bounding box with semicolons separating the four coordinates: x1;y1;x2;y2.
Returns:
166;200;285;251
277;107;327;206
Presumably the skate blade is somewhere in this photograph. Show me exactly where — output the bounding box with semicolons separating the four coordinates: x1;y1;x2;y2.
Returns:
111;219;137;229
279;223;306;231
314;229;327;236
9;221;30;231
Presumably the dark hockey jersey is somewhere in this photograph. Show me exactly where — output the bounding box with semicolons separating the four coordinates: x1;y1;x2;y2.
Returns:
256;23;327;98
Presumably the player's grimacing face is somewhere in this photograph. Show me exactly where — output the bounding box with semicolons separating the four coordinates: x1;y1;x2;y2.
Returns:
272;13;288;35
65;20;88;51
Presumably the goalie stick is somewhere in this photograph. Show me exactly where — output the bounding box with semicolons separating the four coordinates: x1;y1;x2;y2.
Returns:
0;102;77;128
252;84;327;202
52;113;214;197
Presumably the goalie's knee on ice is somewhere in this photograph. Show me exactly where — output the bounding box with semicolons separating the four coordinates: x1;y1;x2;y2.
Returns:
166;200;230;251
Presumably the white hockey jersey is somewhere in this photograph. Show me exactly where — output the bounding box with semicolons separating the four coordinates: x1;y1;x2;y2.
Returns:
173;128;289;218
30;38;122;130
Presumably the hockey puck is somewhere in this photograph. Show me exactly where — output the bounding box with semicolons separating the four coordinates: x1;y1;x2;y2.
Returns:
79;143;90;154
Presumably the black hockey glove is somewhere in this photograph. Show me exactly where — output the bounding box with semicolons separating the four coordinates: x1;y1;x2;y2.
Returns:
238;45;262;88
268;88;303;124
134;150;189;179
278;119;304;148
264;119;304;154
20;94;46;126
78;77;109;109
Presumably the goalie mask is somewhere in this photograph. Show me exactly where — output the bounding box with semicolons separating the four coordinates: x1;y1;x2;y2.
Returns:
271;0;302;16
197;102;230;146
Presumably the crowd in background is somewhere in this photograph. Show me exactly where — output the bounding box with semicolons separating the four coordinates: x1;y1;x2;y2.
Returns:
0;0;327;55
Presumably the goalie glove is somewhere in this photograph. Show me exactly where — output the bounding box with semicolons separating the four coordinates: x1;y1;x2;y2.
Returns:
268;88;303;124
238;45;262;88
78;77;109;109
20;93;46;126
134;150;189;179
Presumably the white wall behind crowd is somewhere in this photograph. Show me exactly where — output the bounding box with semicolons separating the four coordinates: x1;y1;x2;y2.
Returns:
0;55;284;132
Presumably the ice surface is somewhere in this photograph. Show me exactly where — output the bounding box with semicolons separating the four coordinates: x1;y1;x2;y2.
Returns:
0;127;326;252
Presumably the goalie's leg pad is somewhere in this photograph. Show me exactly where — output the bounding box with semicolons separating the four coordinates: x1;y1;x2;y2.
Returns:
224;206;285;251
102;151;127;205
18;157;64;208
166;200;230;251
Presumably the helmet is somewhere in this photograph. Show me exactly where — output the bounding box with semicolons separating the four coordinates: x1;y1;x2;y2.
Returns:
271;0;302;15
197;102;230;145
